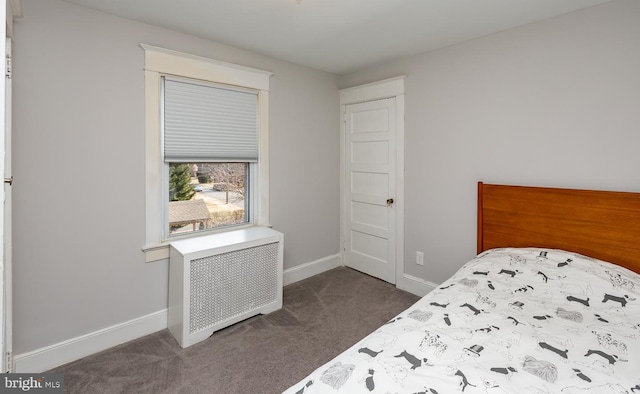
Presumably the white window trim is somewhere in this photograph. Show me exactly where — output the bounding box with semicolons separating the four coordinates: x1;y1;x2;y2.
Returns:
141;44;273;262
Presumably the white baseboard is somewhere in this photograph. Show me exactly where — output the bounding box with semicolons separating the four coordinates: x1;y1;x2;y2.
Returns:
13;309;168;373
283;253;342;286
282;253;437;298
11;253;358;373
397;273;438;297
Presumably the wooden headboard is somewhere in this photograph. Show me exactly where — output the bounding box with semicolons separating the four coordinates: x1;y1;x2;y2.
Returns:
477;182;640;274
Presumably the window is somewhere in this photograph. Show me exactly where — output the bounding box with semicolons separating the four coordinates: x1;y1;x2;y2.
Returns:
168;162;249;235
163;77;257;236
142;45;272;262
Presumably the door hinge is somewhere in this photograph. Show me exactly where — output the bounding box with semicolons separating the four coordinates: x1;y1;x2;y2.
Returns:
5;352;13;373
5;54;11;79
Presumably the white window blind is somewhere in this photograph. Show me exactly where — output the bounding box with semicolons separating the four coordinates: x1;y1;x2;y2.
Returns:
163;78;259;162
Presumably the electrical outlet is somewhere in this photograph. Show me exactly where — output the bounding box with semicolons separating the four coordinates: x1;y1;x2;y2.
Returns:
416;251;424;266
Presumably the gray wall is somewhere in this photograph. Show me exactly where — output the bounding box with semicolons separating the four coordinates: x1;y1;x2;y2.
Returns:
339;0;640;284
12;0;340;354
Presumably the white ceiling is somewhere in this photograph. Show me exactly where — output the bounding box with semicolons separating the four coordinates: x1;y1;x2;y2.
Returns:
63;0;613;75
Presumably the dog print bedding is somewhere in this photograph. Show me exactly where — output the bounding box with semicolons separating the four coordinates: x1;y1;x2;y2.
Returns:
283;248;640;394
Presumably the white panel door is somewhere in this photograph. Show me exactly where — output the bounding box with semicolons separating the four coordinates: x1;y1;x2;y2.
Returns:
344;98;396;283
2;36;11;373
0;8;7;372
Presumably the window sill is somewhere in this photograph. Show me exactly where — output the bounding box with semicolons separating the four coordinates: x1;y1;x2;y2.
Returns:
142;223;261;263
142;243;171;263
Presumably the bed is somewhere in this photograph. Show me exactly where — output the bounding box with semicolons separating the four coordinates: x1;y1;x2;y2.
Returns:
283;182;640;394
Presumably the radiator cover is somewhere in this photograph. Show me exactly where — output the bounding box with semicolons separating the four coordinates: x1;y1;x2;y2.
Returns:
168;227;284;348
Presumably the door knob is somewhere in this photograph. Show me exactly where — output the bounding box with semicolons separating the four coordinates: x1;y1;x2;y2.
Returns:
386;198;394;205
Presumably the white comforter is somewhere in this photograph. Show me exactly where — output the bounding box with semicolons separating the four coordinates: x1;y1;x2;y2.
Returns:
283;248;640;394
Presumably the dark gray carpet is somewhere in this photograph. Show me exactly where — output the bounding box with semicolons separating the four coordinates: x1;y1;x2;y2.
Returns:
50;267;420;393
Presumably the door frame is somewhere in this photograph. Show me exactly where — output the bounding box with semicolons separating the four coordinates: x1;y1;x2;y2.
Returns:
339;76;405;287
3;0;19;373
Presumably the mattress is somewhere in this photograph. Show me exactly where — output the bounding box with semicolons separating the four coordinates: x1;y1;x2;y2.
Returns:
283;248;640;394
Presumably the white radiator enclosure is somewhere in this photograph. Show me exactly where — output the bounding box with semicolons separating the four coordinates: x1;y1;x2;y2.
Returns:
168;226;284;348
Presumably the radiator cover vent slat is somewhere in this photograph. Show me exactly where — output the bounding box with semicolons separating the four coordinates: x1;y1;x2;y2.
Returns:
189;242;279;333
168;227;284;348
